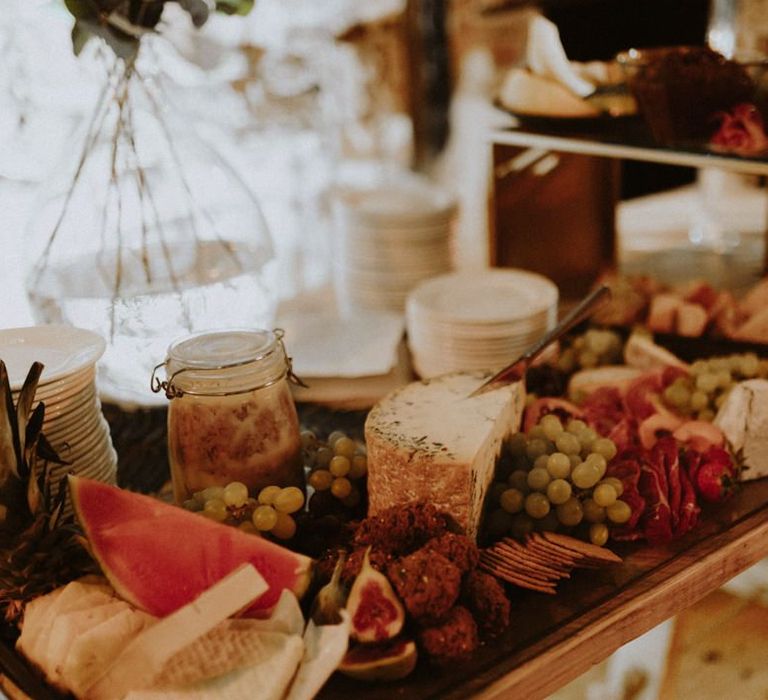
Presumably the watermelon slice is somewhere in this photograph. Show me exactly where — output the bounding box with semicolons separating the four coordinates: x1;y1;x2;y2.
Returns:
70;476;312;617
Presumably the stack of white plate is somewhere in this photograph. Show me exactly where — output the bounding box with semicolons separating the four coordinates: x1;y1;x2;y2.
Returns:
406;270;559;378
334;176;456;314
2;326;117;505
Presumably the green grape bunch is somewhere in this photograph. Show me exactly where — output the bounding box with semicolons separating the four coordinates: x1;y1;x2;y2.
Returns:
557;328;624;374
662;353;768;421
483;414;629;546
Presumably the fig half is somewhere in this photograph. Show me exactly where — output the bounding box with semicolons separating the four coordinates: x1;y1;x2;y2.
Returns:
347;547;405;643
339;638;417;682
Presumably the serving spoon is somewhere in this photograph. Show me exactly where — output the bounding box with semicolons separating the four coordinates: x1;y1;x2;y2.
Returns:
469;284;611;398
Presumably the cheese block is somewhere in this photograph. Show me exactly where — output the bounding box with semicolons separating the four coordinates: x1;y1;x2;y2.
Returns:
365;372;525;538
715;379;768;481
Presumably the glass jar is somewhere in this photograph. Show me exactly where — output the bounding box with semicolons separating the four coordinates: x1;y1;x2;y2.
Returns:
153;329;303;504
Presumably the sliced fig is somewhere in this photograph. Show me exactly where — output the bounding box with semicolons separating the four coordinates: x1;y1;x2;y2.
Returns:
339;637;417;682
347;547;405;643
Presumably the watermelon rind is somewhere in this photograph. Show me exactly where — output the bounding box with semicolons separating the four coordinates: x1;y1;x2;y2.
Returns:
69;476;312;617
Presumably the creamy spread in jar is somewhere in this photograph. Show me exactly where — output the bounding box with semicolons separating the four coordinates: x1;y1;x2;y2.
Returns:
155;329;304;503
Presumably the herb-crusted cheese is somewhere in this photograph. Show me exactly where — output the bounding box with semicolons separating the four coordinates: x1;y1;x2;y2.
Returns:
715;379;768;481
365;372;525;538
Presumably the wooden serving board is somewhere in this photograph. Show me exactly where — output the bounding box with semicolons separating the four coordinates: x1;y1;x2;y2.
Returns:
3;480;768;700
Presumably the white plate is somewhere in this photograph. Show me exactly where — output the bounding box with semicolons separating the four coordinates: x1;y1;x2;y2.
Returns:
1;326;105;390
407;270;558;324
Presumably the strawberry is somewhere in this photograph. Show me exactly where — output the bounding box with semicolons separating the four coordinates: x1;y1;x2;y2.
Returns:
694;447;737;503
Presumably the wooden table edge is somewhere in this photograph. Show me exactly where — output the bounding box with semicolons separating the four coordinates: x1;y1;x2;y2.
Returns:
474;507;768;700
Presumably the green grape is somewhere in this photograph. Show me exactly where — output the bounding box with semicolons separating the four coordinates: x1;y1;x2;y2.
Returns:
599;477;624;497
584;453;608;479
490;481;509;503
486;509;514;538
566;419;588;434
524;492;551;519
349;454;368;479
527;467;551;492
533;454;550;471
555;432;581;456
223;481;249;508
690;359;708;375
591;438;617;462
578;350;598;368
546;452;571;479
258;485;281;505
308;469;333;491
508;432;527;457
300;430;317;450
331;477;352;499
583;498;606;523
555;497;583;527
315;447;333;469
526;438;549;460
546;479;572;505
510;513;534;539
333;436;356;458
578;428;598;454
540;414;564;441
508;470;530;492
589;523;609;546
252;505;278;531
500;488;525;514
689;390;708;411
327;430;347;448
585;329;611;355
715;370;732;389
527;425;547;441
182;499;201;512
663;383;690;408
572;462;601;489
271;512;297;539
695;373;718;393
593;483;618;507
606;500;632;524
342;487;361;508
274;487;305;514
329;455;351;477
201;486;225;503
238;521;259;535
202;498;228;522
569;454;583;469
740;354;760;378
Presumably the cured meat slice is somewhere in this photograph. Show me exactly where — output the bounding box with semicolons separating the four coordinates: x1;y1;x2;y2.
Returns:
655;438;682;532
639;443;673;544
677;465;701;536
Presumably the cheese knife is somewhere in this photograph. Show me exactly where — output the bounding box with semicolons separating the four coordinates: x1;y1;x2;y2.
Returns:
469;284;611;398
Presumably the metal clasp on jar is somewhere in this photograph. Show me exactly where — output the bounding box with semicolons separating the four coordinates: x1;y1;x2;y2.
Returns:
150;328;307;400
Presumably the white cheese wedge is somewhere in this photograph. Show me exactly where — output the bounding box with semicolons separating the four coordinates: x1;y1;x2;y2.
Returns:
715;379;768;481
124;632;304;700
46;601;130;688
19;580;116;671
84;563;268;700
365;371;525;538
62;606;156;698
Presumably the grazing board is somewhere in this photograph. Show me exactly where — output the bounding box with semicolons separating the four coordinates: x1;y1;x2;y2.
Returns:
3;477;768;700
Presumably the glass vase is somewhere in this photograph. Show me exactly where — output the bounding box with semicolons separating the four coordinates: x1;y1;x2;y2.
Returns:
25;39;276;408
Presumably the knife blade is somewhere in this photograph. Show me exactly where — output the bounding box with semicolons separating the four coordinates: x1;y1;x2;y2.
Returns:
468;285;611;398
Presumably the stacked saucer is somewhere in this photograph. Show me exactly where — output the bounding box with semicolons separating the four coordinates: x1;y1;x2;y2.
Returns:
334;176;456;314
2;326;117;504
406;270;559;378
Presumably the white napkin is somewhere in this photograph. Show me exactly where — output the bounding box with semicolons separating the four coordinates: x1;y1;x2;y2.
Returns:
526;15;595;97
278;310;404;379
